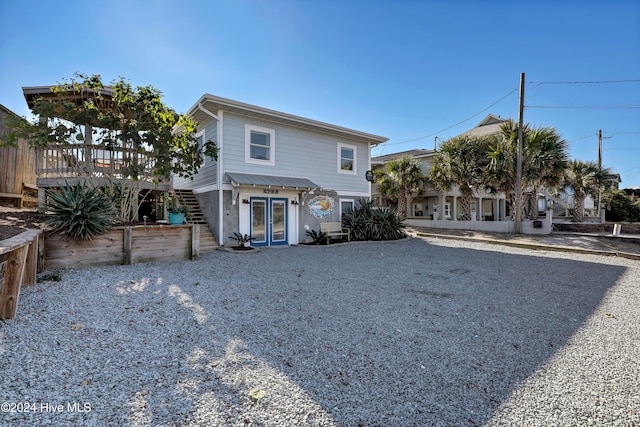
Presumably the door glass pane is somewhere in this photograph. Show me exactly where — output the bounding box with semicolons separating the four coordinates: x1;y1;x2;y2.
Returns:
271;201;286;242
251;200;266;243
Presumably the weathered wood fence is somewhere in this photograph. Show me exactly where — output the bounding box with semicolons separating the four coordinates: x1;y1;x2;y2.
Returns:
44;224;200;270
0;230;43;319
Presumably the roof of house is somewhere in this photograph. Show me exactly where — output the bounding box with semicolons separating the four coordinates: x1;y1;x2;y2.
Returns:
371;148;434;164
371;114;510;164
460;114;510;138
187;94;388;146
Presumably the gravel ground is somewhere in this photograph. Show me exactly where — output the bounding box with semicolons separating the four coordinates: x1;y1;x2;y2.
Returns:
1;237;638;426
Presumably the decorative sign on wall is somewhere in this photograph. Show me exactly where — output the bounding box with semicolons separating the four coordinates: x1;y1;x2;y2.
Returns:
308;196;334;219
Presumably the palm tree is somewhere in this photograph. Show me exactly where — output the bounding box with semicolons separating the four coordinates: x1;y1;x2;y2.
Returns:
428;135;490;221
562;160;611;222
523;125;569;219
375;155;426;218
487;121;569;219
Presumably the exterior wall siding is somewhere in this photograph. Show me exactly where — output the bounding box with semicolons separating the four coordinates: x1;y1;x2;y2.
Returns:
172;118;218;190
221;113;371;194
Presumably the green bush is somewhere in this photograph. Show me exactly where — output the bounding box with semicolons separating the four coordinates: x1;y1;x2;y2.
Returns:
228;232;255;248
305;229;328;245
46;184;115;240
604;190;640;222
342;199;406;241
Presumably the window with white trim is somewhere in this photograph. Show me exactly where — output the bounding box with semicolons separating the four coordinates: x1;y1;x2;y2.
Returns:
337;142;356;174
245;124;275;166
340;199;355;218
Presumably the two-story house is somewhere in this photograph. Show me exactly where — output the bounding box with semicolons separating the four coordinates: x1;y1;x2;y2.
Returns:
173;95;388;246
372;115;510;222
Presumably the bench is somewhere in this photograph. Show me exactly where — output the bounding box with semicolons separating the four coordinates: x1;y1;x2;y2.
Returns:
320;222;350;242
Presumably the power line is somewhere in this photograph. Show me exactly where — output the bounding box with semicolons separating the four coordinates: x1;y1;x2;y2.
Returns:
526;105;640;109
379;87;518;148
529;79;640;85
567;133;597;143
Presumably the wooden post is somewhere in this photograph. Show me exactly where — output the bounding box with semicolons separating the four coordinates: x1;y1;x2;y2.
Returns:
191;224;200;261
123;227;132;265
0;245;29;319
37;187;46;213
21;231;42;286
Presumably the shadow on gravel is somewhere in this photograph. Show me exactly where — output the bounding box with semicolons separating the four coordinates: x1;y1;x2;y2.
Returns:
1;238;628;426
198;238;627;426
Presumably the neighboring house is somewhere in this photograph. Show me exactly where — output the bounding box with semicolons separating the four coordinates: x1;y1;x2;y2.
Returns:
172;94;388;246
372;115;511;223
0;104;37;207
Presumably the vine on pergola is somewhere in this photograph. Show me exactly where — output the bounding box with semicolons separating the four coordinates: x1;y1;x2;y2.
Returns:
4;72;217;180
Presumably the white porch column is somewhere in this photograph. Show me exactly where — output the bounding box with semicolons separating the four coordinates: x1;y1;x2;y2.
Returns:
438;193;445;220
478;197;483;221
453;196;457;221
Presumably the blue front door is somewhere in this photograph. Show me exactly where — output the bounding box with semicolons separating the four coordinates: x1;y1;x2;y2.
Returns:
250;197;288;246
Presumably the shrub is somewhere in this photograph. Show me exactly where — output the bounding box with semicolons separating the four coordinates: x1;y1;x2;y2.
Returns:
229;232;255;248
604;190;640;222
342;199;406;241
305;229;328;245
46;184;115;240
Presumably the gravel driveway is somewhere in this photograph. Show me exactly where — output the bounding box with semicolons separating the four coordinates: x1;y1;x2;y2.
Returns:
1;237;638;426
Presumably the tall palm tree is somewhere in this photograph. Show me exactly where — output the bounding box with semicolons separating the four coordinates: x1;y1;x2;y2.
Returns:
428;135;490;221
375;155;426;218
523;125;569;219
563;160;611;222
487;121;569;219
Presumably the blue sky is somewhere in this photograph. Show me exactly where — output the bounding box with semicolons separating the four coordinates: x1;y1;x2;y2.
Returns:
1;0;639;186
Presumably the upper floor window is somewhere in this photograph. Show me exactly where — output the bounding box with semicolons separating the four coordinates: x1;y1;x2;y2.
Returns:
338;142;356;174
245;124;275;166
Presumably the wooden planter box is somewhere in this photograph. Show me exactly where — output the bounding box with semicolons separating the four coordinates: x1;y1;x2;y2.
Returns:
0;229;43;319
44;224;200;270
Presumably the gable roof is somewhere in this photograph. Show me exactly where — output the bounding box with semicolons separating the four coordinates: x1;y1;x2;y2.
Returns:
371;148;434;164
460;114;510;138
476;114;507;127
187;94;388;146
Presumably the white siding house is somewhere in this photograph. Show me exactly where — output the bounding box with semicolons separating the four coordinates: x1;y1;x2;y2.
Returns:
173;94;388;246
372;115;554;234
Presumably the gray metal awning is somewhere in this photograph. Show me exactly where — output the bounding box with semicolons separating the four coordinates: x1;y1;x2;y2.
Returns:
226;172;319;190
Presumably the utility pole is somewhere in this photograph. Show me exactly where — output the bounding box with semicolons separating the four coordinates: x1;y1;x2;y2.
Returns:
597;129;602;217
598;129;602;168
514;73;525;234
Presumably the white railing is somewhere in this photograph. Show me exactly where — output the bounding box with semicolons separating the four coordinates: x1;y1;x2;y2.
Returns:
35;144;165;182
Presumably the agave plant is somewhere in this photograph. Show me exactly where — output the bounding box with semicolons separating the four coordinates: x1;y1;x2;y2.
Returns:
46;184;115;240
228;232;255;248
342;199;406;241
305;229;328;245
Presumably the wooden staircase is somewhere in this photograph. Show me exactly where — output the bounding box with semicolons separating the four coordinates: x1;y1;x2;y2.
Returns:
174;189;218;252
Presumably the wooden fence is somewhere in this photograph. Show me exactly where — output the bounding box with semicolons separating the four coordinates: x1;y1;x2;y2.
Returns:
0;230;43;319
44;224;200;270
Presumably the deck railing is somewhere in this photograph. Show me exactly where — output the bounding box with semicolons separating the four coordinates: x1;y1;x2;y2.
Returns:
35;143;166;182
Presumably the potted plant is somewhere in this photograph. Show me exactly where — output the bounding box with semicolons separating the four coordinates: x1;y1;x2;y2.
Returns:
166;191;190;224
